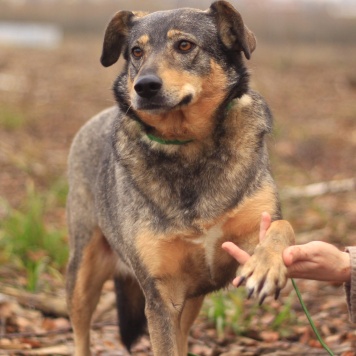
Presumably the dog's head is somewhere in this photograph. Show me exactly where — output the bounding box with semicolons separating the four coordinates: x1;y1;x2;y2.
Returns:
101;1;256;140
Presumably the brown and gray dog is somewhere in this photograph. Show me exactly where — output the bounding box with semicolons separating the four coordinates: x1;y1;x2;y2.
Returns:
66;1;295;355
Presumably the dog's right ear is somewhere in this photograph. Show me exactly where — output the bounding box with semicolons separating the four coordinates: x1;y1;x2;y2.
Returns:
100;11;135;67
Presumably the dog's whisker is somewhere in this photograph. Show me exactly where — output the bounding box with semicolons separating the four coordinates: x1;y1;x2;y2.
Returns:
125;104;133;116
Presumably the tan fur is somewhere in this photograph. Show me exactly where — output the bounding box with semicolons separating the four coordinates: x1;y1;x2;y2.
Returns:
135;232;209;355
136;231;208;355
136;231;203;279
223;183;278;252
137;34;150;46
166;30;199;45
167;29;186;39
132;11;149;18
69;228;117;356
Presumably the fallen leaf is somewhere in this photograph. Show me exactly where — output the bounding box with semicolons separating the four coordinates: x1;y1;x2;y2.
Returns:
260;331;279;342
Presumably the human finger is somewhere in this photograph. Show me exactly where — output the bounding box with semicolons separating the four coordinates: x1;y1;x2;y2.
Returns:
283;245;310;267
222;241;251;265
259;211;272;242
232;276;245;288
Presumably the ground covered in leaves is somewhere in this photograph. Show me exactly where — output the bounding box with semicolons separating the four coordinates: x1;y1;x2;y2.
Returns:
1;2;356;355
1;280;356;355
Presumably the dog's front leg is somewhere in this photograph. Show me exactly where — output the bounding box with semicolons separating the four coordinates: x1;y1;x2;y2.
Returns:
136;232;205;355
144;282;204;356
179;296;205;351
66;228;117;356
239;220;295;303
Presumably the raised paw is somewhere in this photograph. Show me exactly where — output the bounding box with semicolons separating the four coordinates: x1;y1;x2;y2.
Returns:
238;219;294;304
239;246;288;305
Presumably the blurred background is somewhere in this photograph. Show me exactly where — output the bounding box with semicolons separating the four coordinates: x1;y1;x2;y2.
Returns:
0;0;356;354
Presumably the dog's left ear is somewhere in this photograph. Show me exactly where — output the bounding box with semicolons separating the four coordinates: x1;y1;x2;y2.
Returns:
100;10;135;67
209;1;256;60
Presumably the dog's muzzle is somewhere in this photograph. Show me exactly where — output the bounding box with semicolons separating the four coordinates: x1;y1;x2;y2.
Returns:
134;74;162;99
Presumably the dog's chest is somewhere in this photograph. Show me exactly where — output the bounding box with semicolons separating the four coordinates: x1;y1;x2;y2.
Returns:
134;192;268;296
185;213;257;264
182;221;226;269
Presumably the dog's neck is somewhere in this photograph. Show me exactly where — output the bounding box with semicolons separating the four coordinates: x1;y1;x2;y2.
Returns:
135;96;238;147
143;100;236;146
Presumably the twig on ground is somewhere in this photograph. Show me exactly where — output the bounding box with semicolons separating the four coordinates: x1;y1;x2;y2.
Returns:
281;178;355;199
0;284;67;317
0;321;117;339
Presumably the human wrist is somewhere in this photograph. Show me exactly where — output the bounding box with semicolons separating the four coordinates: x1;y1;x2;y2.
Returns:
341;251;351;284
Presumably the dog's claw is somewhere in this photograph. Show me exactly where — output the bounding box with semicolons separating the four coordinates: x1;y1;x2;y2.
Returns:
259;293;267;306
236;276;246;288
247;288;254;300
274;288;281;300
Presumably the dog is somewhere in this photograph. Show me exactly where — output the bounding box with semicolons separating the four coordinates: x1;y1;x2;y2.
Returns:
66;1;295;355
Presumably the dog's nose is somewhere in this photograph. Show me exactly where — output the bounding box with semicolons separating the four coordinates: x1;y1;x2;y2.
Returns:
134;75;162;99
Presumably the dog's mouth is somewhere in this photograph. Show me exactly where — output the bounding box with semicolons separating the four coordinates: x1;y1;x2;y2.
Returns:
134;94;193;113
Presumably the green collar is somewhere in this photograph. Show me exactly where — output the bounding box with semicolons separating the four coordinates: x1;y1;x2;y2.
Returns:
226;100;234;112
146;133;193;145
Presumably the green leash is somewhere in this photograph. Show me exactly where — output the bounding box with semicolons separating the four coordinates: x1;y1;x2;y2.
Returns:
292;278;334;355
188;280;334;356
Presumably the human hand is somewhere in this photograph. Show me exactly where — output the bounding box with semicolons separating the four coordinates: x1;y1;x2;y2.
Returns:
283;241;351;283
222;212;272;287
222;212;351;285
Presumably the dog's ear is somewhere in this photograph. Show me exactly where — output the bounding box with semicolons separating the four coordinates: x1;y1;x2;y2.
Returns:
209;1;256;60
100;11;135;67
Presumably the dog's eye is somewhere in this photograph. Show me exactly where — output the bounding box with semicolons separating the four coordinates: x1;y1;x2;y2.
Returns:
132;47;143;59
177;40;194;53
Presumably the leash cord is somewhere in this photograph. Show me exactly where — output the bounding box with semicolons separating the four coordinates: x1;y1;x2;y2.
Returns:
291;278;334;356
189;280;335;356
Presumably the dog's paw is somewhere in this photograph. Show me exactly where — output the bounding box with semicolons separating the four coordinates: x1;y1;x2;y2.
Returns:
238;243;288;305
